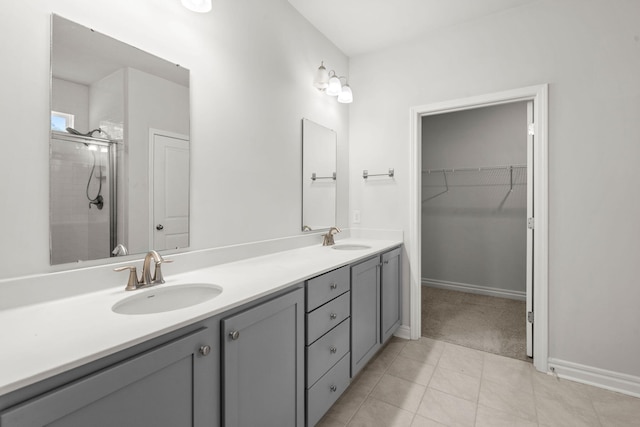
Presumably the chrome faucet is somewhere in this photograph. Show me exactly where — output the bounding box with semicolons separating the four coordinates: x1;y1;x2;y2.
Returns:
114;250;172;291
141;250;171;285
322;227;341;246
111;243;128;256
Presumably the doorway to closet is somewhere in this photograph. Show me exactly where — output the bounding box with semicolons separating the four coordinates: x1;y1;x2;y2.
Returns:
408;84;548;372
420;102;532;361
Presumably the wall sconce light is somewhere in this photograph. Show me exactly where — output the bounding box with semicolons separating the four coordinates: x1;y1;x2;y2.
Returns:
313;61;353;104
181;0;212;13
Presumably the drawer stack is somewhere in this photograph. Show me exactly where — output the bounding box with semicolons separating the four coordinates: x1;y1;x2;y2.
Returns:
305;265;351;427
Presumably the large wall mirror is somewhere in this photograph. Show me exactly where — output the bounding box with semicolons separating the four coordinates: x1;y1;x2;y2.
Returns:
301;119;337;231
50;15;190;265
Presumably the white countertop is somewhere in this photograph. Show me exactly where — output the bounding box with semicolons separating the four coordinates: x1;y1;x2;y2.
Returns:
0;238;402;396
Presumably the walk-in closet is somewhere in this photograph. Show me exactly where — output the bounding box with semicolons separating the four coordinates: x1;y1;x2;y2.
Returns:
421;101;531;361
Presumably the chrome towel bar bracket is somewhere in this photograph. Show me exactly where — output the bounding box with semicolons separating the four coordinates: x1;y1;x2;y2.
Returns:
363;168;394;179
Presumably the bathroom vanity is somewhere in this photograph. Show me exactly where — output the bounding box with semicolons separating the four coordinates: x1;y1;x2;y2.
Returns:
0;239;402;427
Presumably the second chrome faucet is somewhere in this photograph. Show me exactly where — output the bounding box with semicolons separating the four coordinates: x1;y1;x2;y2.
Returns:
114;250;173;291
322;227;341;246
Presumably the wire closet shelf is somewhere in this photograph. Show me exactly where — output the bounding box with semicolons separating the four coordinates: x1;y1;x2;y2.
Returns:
421;164;527;203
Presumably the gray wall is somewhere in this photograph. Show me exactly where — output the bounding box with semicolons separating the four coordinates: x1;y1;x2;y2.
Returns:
348;0;640;379
421;103;527;295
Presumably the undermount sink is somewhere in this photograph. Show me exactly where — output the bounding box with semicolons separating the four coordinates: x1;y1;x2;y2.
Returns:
112;283;223;315
332;244;372;251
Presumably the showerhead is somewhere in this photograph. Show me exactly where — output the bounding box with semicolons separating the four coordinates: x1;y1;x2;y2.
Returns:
66;127;103;137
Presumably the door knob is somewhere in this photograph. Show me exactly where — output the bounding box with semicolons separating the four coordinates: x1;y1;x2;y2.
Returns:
229;330;240;340
156;224;164;230
199;345;211;356
329;313;337;320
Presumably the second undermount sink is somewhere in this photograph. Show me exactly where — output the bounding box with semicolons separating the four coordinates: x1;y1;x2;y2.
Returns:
112;283;223;315
332;244;372;251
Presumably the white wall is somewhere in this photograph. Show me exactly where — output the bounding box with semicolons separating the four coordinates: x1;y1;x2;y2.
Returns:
126;68;190;254
51;77;89;130
349;0;640;378
0;0;349;278
422;103;527;295
89;68;125;140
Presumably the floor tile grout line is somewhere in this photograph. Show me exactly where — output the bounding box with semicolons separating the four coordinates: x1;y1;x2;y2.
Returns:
474;352;485;427
341;340;408;426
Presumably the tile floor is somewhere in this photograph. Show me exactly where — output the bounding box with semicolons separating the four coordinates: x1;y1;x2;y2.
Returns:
316;338;640;427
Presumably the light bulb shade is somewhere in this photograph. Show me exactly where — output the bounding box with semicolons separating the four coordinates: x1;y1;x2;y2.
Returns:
326;75;342;96
313;64;329;89
337;85;353;104
181;0;212;13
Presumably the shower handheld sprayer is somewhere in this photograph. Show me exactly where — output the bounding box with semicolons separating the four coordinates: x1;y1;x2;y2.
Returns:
64;128;108;210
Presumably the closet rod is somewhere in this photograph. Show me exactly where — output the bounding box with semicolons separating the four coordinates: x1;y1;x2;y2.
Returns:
422;164;526;174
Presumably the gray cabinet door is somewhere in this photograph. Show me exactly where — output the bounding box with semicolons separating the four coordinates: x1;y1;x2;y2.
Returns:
381;247;402;343
350;256;381;377
0;328;216;427
222;287;305;427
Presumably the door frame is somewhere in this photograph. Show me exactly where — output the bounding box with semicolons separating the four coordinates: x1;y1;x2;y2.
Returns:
408;84;549;372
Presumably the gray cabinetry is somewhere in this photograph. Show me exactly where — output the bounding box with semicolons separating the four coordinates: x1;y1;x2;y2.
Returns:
0;328;215;427
350;256;381;377
305;265;351;427
221;287;305;427
381;247;402;343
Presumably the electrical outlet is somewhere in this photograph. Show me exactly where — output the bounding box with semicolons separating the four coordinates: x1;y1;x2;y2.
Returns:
353;210;361;224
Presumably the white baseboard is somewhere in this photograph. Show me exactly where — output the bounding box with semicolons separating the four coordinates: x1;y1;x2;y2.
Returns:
394;325;412;340
548;358;640;398
422;278;526;301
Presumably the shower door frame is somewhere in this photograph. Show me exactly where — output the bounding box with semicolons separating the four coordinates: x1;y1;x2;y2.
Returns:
409;84;549;373
49;132;118;263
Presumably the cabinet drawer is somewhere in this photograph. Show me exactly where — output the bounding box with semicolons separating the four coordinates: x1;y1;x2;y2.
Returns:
307;319;350;387
307;353;350;427
306;266;350;311
306;291;350;345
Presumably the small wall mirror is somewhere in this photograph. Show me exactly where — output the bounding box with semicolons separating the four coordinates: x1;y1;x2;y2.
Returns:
50;15;190;264
301;119;337;231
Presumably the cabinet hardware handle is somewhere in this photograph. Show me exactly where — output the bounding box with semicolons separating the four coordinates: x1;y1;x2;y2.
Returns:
229;330;240;340
156;224;164;230
199;345;211;356
329;312;337;320
330;346;337;354
383;260;389;264
329;385;337;392
330;282;338;290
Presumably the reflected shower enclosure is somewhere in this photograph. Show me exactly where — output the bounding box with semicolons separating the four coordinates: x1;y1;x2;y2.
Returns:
49;15;191;265
50;132;119;264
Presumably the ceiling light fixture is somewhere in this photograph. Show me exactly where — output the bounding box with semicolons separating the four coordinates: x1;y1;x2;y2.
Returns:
181;0;212;13
313;61;353;104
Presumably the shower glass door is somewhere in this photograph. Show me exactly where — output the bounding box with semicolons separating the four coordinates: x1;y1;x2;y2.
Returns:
50;132;118;264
